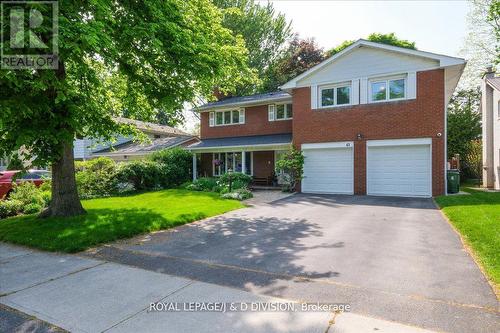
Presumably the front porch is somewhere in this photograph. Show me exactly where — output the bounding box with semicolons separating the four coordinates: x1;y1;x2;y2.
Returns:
188;134;292;186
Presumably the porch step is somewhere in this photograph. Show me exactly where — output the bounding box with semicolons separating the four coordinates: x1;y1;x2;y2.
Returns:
250;185;282;191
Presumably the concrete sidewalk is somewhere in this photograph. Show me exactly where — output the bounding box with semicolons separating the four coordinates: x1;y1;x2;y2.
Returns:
0;243;437;333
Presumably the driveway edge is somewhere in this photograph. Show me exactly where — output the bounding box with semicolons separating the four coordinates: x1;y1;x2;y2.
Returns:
432;198;499;299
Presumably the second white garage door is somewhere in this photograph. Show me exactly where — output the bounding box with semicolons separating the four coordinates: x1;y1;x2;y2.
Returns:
367;139;432;197
302;142;354;194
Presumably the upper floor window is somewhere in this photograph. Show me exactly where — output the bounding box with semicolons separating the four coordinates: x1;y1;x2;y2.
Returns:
209;109;245;127
268;103;292;121
370;77;406;102
319;83;351;108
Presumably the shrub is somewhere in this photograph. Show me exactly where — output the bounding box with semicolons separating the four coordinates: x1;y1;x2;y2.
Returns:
23;203;43;215
39;180;51;192
0;199;22;219
275;148;304;192
221;188;253;201
218;172;252;191
150;148;192;187
75;157;119;198
9;182;45;207
115;160;162;191
188;177;220;192
41;191;51;206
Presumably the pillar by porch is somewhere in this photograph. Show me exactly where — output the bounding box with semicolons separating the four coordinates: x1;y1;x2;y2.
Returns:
242;151;246;174
192;153;197;181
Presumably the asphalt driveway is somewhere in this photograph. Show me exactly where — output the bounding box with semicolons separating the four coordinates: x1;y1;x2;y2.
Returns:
90;194;499;332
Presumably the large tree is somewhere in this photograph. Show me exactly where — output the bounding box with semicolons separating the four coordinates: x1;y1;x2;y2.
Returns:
212;0;292;95
262;32;416;92
326;32;416;57
447;89;482;160
0;0;252;217
459;0;499;90
262;36;325;92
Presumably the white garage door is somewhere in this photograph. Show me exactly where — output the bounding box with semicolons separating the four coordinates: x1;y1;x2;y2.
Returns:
302;142;354;194
367;140;431;197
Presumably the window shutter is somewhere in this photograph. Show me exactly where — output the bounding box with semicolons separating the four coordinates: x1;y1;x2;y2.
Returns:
209;112;214;127
268;105;275;121
239;108;245;124
351;79;360;105
311;84;318;109
360;78;368;104
407;72;417;99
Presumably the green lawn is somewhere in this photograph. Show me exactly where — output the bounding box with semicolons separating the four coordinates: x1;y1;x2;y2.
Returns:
0;189;244;253
435;188;500;289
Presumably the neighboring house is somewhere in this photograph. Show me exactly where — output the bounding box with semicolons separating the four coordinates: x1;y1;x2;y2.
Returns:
74;117;198;162
482;67;500;190
0;156;9;171
189;39;466;197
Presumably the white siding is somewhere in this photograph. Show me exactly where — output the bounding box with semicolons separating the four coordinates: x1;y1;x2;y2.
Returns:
73;139;91;159
298;46;439;87
74;136;132;160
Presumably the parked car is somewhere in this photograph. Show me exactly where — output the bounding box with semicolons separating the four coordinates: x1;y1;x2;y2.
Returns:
0;170;51;199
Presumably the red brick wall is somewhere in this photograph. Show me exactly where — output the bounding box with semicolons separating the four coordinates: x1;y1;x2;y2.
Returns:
200;104;292;139
292;69;446;196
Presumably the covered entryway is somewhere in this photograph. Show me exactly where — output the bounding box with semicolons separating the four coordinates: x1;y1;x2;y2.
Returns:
367;138;432;197
301;141;354;194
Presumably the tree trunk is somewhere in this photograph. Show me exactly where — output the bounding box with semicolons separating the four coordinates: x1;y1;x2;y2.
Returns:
40;141;86;218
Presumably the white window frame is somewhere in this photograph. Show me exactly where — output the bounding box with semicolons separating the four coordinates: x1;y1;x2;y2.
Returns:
368;75;407;103
318;82;352;108
269;103;292;121
212;152;253;176
210;109;245;127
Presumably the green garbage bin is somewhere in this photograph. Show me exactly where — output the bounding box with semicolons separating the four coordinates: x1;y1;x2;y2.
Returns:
447;169;460;194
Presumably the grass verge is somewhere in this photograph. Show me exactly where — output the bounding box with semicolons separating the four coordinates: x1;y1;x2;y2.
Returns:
435;188;500;291
0;189;244;253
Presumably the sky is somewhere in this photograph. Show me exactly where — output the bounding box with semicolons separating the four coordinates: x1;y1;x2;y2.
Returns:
181;0;471;132
259;0;470;56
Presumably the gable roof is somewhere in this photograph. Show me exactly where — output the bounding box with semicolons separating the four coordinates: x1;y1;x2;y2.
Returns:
93;135;196;156
486;77;500;91
280;39;466;90
115;117;189;136
195;91;291;112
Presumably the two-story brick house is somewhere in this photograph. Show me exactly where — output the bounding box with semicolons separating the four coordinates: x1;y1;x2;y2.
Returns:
189;40;466;197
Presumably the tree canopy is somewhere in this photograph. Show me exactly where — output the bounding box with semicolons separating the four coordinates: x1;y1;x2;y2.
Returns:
327;33;416;57
447;89;482;161
262;33;416;92
262;36;325;92
212;0;292;96
0;0;253;216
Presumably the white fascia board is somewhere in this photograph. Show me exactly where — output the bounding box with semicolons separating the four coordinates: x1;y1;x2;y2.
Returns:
444;63;467;105
195;96;292;112
302;141;354;149
188;143;291;153
367;138;432;147
280;39;466;90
